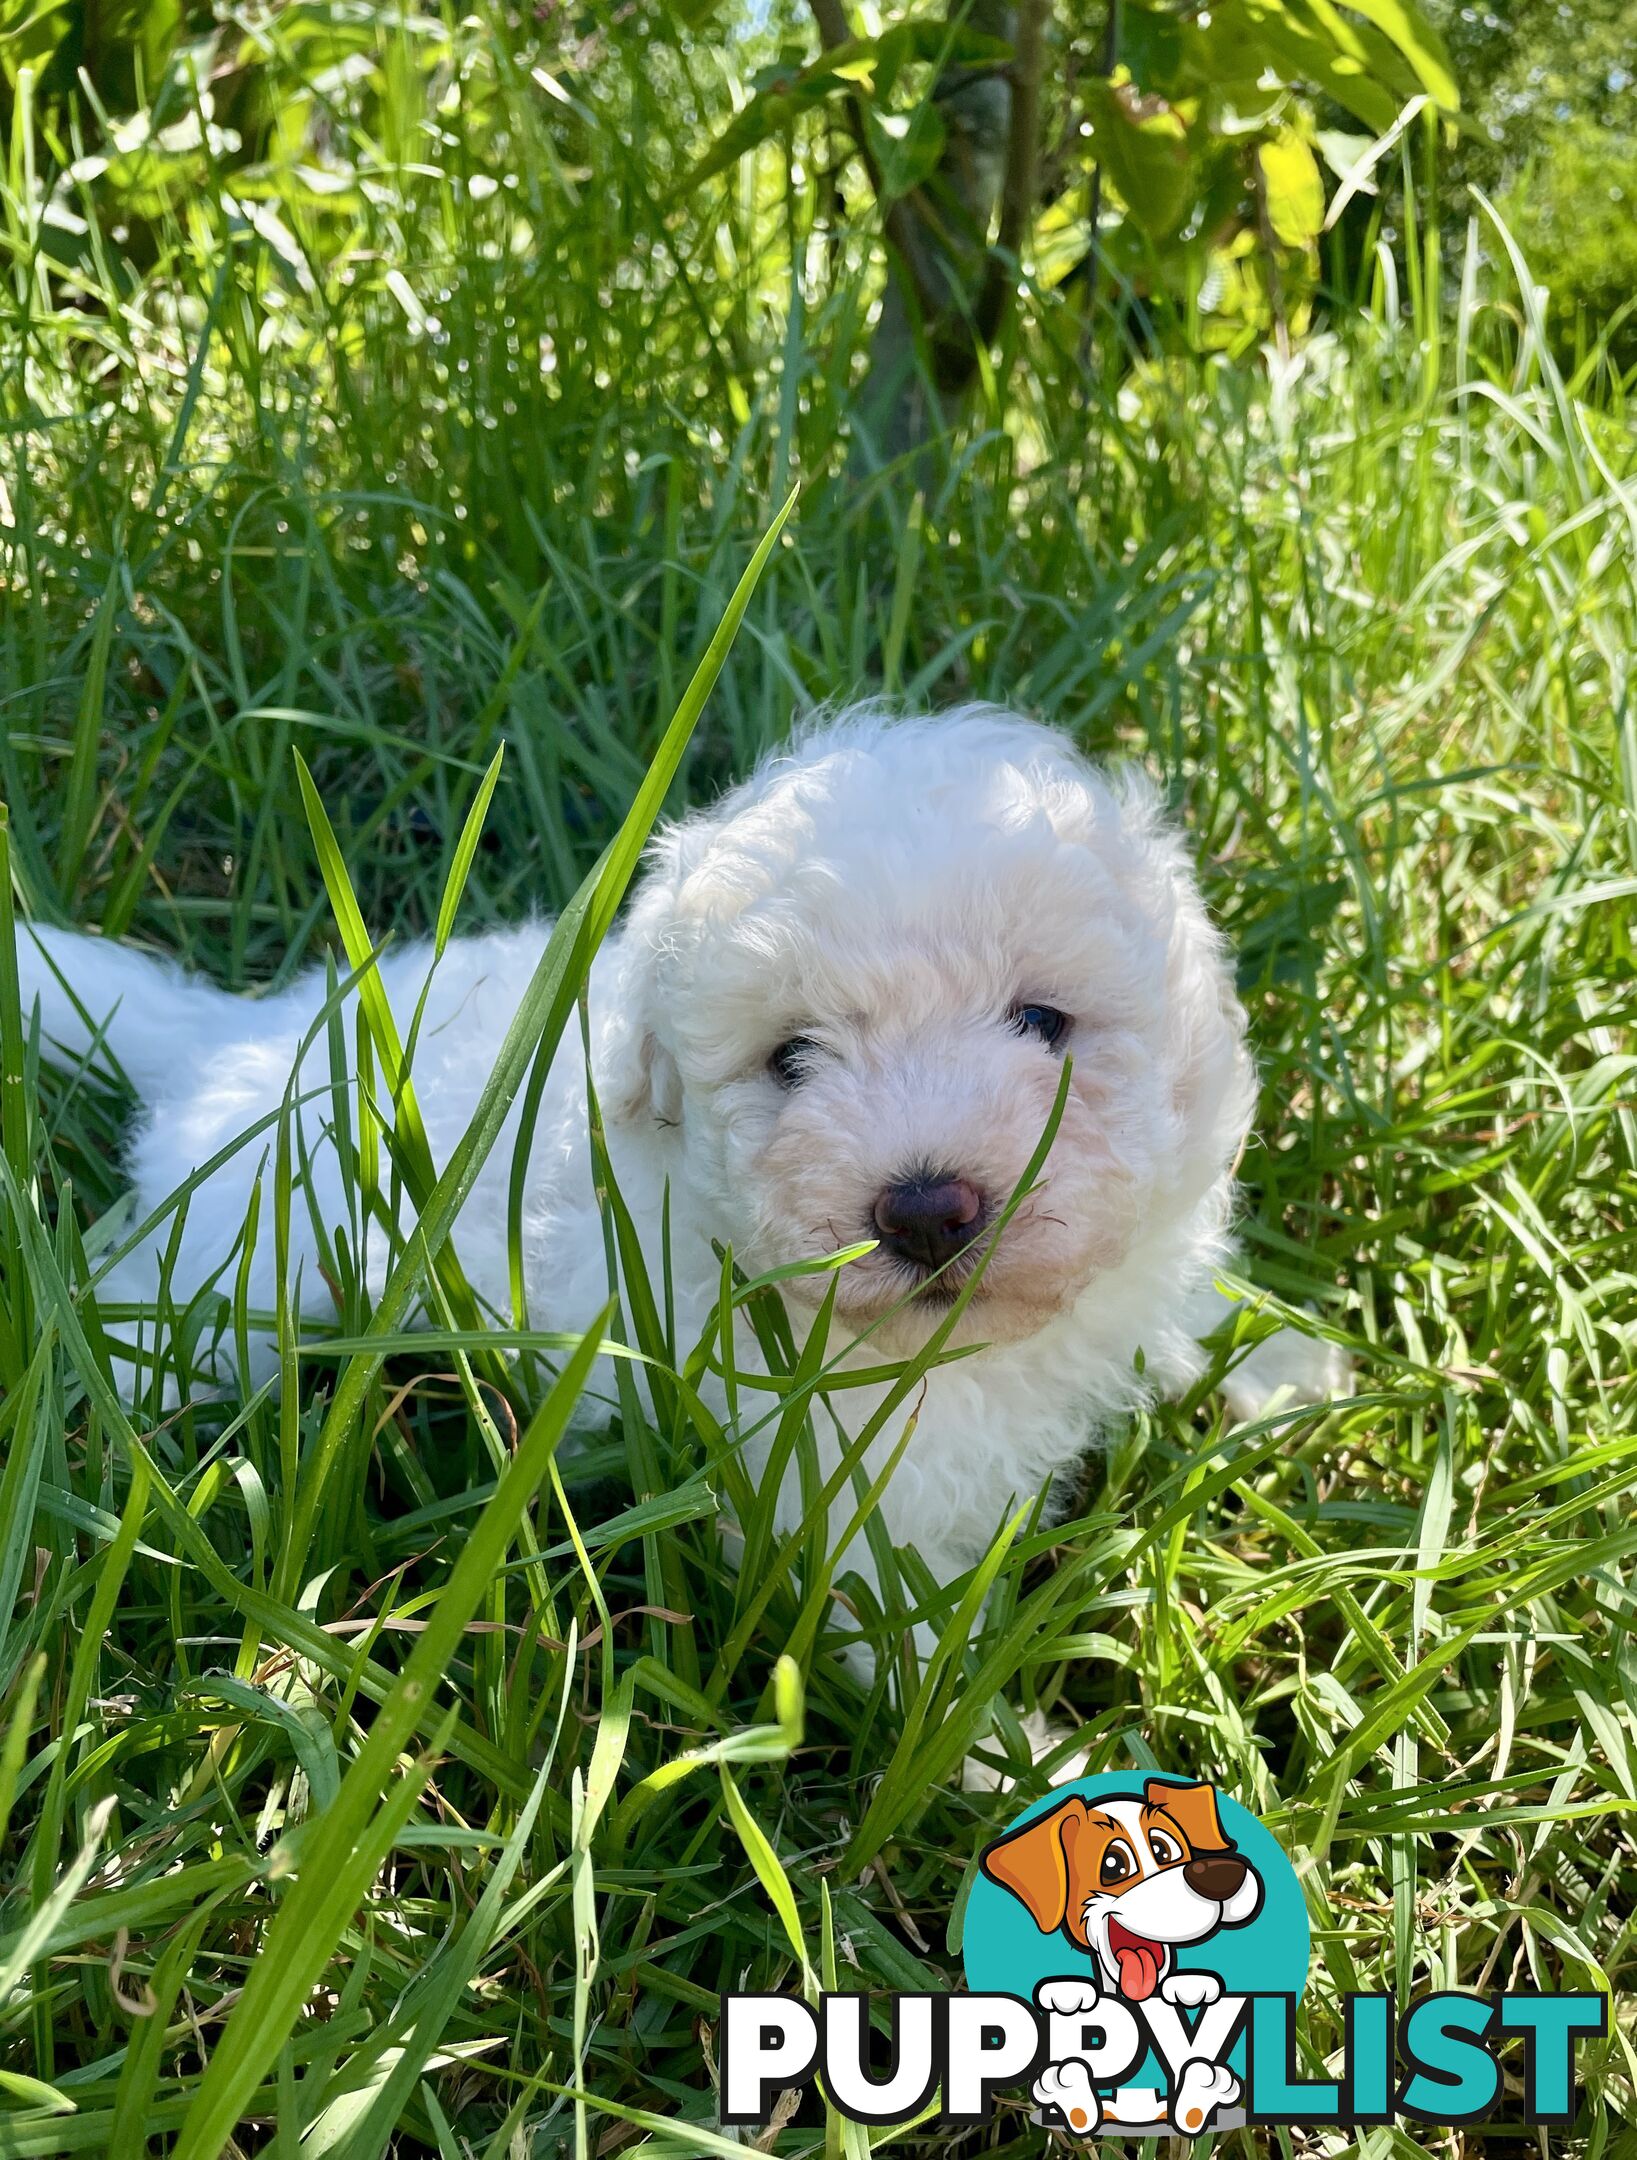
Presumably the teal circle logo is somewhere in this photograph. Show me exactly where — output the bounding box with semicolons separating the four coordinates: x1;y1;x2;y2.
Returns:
964;1774;1308;2134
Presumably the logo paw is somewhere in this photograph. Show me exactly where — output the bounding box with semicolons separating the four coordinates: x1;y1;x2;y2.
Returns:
1160;1970;1223;2009
1035;2059;1102;2137
1171;2058;1241;2136
1035;1976;1102;2016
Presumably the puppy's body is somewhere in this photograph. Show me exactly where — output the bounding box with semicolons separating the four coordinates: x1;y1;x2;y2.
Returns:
20;707;1333;1621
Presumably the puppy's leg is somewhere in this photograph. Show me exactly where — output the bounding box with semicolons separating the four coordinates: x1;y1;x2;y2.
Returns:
761;1407;962;1686
87;1035;357;1401
89;1184;318;1405
826;1544;942;1688
961;1706;1092;1793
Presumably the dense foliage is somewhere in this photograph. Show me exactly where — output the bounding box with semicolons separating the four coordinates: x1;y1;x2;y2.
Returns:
1433;0;1637;364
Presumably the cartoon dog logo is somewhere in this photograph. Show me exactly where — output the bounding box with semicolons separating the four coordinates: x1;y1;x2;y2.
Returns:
979;1778;1264;2136
980;1776;1264;2002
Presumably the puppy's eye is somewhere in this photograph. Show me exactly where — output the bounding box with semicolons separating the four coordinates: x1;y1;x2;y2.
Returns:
1148;1831;1182;1867
1099;1840;1137;1886
1010;1002;1070;1050
768;1036;819;1089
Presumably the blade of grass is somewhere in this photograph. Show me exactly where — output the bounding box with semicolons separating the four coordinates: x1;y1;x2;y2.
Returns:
169;1315;608;2160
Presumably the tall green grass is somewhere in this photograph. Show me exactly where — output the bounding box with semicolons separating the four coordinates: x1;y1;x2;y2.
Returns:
2;7;1636;2155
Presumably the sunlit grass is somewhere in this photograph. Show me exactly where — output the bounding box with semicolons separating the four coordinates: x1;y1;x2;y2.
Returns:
1;11;1635;2155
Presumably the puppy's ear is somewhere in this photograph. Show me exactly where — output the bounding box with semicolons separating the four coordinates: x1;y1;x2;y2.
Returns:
603;1021;682;1129
1105;770;1256;1181
980;1798;1089;1934
1145;1778;1233;1854
598;859;685;1129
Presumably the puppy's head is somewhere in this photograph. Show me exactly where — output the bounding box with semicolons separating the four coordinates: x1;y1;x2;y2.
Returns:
980;1779;1263;2000
603;705;1253;1350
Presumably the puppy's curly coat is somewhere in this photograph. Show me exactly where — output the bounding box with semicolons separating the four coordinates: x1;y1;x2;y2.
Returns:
21;705;1341;1643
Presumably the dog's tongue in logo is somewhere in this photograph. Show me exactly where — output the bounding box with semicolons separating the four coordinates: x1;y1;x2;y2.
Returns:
1108;1919;1163;2001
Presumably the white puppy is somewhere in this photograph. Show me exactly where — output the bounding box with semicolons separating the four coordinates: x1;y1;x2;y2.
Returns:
19;705;1339;1649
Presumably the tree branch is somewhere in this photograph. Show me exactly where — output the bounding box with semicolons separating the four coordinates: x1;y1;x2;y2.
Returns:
969;0;1047;349
1079;0;1121;367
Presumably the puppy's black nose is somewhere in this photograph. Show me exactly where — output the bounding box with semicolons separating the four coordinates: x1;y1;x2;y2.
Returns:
1184;1853;1248;1901
873;1176;984;1271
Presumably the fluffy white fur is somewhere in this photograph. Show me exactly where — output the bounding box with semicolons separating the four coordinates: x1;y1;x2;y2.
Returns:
19;705;1340;1643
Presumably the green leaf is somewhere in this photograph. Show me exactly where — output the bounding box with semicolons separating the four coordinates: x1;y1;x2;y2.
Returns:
434;742;505;959
311;1686;572;2160
1308;0;1458;109
610;1656;801;1848
1222;1;1403;135
1259;129;1326;246
184;1675;343;1815
720;1763;816;1998
1083;78;1198;245
0;1338;52;1667
285;496;792;1591
108;1904;225;2155
0;1651;45;1856
674;70;841;196
57;568;120;903
863;98;947;198
0;0;77;92
293;753;442;1205
673;23;1008;196
504;485;797;1329
0;1796;118;2008
861;21;1012;81
0;2069;75;2113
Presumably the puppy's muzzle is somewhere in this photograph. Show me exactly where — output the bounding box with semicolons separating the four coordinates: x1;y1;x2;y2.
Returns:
873;1174;985;1273
1183;1852;1249;1901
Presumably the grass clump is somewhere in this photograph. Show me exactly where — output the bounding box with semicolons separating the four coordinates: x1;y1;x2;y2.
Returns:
1;8;1636;2155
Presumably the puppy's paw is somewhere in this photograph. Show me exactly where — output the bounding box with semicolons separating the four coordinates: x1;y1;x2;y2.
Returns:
1170;2058;1241;2136
846;1642;881;1688
1034;2060;1102;2137
961;1707;1093;1794
1036;1976;1102;2016
1160;1969;1222;2009
1221;1321;1351;1423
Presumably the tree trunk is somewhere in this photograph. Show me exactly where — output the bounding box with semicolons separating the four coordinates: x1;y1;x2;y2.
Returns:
855;2;1016;472
812;0;1048;479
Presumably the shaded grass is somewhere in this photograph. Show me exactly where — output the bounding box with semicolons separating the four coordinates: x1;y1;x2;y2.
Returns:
2;9;1637;2155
